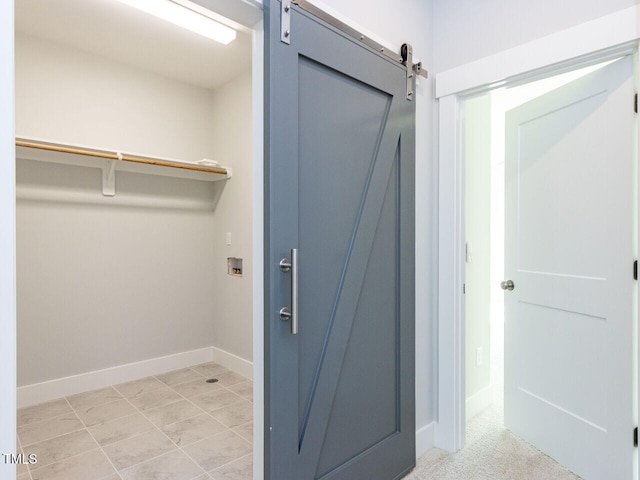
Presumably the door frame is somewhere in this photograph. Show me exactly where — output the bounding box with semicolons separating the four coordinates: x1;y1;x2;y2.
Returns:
250;17;265;480
0;2;16;479
435;4;640;453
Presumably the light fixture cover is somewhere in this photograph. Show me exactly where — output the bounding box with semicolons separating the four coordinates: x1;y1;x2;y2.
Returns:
115;0;236;45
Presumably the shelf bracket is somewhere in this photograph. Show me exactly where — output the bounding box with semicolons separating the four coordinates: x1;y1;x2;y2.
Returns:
102;153;121;196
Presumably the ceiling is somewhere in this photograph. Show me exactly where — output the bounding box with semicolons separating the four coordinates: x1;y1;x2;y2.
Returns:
15;0;254;90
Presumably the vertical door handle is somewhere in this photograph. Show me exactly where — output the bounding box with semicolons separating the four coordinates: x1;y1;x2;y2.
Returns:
279;248;299;334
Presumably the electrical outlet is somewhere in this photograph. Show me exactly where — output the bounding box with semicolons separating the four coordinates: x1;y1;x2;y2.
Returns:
476;347;483;367
226;232;232;246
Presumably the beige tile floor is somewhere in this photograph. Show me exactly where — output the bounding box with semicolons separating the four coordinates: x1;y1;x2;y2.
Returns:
16;363;253;480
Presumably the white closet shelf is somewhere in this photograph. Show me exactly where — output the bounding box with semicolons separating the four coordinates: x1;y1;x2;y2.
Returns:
16;137;232;196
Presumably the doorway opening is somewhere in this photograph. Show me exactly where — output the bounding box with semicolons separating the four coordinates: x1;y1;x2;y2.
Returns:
13;1;263;479
462;57;631;478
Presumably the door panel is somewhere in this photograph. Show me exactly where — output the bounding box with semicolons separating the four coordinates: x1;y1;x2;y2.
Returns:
296;57;393;443
265;2;415;479
316;153;401;478
504;56;635;480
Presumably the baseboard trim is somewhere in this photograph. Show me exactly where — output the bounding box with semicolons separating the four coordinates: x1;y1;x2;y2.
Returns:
416;421;435;458
466;384;493;421
210;346;253;380
18;346;253;408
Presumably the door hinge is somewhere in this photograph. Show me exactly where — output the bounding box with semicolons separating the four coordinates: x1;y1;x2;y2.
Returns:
281;0;292;44
634;427;638;447
463;283;466;294
635;93;638;114
634;260;637;280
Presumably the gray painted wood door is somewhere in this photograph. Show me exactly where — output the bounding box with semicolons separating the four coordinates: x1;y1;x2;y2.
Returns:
265;2;416;479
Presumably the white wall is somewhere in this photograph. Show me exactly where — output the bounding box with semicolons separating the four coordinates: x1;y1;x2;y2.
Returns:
463;94;492;417
308;0;437;449
434;0;640;72
209;73;254;362
15;34;253;387
0;0;16;477
16;34;216;161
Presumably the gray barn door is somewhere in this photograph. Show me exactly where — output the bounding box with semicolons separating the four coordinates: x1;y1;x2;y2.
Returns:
264;1;416;479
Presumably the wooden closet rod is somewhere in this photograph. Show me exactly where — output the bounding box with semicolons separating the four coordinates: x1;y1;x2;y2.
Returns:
16;139;229;175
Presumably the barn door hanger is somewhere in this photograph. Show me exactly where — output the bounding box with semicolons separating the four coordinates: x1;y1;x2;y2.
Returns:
281;0;292;44
401;43;426;101
280;0;428;101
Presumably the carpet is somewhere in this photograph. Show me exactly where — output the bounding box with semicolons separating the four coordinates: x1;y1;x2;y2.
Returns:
403;397;582;480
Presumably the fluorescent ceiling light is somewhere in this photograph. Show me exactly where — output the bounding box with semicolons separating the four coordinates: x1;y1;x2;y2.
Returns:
115;0;236;45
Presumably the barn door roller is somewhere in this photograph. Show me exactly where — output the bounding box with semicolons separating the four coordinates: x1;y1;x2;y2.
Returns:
401;43;425;100
280;0;428;101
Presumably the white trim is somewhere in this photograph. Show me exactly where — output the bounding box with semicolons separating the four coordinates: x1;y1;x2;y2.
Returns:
435;93;466;453
436;11;640;454
436;5;640;98
0;0;15;477
17;345;254;408
416;421;436;458
18;347;213;408
251;19;265;480
211;346;254;380
465;385;493;422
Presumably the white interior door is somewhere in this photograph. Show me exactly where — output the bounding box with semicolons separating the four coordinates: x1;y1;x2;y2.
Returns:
504;55;636;480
